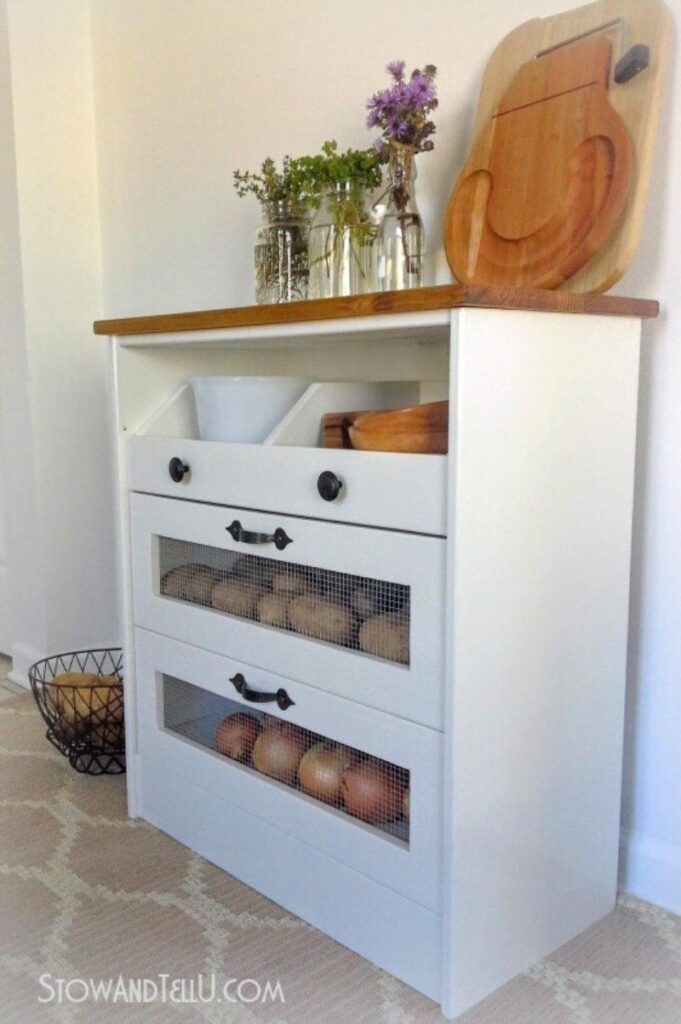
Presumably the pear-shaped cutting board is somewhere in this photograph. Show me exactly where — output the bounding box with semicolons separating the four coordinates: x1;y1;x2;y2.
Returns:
445;0;671;292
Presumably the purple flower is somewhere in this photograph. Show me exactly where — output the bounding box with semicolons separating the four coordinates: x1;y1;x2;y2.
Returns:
367;88;392;114
386;60;406;81
394;81;411;106
365;60;438;153
405;74;436;107
386;111;402;133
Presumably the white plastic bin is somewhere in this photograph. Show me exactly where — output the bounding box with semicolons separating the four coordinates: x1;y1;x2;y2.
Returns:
190;376;309;442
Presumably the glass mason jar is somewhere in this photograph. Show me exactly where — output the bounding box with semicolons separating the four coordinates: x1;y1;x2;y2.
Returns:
308;182;376;299
374;144;424;291
254;200;310;304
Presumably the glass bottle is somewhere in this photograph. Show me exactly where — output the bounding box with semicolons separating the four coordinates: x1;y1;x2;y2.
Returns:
254;199;310;304
375;144;424;291
308;182;375;299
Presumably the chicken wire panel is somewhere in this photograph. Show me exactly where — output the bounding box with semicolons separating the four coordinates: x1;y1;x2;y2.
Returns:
158;536;411;665
162;674;410;844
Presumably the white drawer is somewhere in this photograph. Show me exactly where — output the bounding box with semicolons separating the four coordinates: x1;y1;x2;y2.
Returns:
135;629;442;912
140;765;441;1000
131;492;446;729
127;436;447;536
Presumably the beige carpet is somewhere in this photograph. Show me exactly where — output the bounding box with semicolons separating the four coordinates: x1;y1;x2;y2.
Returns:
1;691;680;1024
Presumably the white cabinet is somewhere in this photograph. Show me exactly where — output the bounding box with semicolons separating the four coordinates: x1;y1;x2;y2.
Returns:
102;293;651;1019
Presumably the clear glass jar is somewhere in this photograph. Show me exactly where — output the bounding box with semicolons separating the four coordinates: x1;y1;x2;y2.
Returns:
254;200;310;304
308;182;376;299
374;144;424;291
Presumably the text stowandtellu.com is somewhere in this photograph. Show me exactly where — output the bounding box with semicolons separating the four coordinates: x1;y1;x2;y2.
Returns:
38;973;286;1005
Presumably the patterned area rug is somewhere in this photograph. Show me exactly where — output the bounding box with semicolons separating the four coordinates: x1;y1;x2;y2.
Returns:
1;692;680;1023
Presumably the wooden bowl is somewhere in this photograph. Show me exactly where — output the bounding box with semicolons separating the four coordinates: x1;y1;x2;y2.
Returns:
347;401;448;454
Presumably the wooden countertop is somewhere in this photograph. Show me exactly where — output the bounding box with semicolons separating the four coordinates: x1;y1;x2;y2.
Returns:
93;284;659;337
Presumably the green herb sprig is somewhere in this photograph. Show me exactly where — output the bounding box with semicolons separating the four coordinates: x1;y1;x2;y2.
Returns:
233;156;312;204
233;142;383;206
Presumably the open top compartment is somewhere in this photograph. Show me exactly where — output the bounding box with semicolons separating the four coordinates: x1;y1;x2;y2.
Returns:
121;324;450;534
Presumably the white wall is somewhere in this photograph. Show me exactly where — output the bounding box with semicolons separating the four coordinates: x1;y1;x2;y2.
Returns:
0;3;12;653
0;0;117;680
617;3;681;912
0;0;43;662
92;0;589;313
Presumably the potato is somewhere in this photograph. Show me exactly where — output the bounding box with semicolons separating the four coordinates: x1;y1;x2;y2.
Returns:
211;577;262;619
289;594;352;645
161;563;218;603
90;715;125;750
233;555;276;589
271;570;308;596
48;672;123;739
359;613;409;664
160;566;190;600
258;591;291;629
184;565;221;606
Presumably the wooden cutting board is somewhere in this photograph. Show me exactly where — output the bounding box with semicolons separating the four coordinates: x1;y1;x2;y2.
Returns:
444;0;671;293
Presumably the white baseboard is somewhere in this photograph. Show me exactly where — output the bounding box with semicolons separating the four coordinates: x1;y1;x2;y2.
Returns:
7;642;45;689
619;827;681;916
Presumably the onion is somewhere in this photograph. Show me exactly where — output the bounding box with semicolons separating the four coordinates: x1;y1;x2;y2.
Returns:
251;721;311;783
298;741;356;805
215;712;261;762
341;757;406;824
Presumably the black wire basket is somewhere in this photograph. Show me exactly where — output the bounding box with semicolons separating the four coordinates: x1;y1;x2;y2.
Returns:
29;648;125;775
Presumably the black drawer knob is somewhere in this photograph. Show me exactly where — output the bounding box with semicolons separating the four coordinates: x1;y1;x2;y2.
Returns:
317;471;343;502
168;457;189;483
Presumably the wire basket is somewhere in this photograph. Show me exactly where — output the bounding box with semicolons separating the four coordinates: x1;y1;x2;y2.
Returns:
29;648;125;775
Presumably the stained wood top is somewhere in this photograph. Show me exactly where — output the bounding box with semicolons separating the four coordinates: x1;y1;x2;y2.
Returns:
93;285;657;337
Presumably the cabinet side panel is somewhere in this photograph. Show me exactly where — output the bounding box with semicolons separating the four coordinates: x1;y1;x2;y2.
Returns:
111;341;141;814
442;309;641;1017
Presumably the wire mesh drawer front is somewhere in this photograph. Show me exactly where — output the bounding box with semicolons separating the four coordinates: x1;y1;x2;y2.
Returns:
135;629;442;910
159;537;411;666
131;493;446;730
163;674;410;845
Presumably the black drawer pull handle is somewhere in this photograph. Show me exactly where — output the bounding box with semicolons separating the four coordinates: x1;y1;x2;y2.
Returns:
226;519;292;551
229;673;295;711
168;457;189;483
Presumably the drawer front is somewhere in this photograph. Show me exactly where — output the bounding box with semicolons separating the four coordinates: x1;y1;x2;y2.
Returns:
127;436;447;536
140;766;441;1000
131;492;445;729
135;629;442;912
